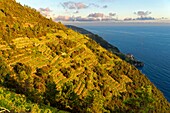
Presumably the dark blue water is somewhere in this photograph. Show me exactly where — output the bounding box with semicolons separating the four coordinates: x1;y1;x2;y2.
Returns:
80;25;170;102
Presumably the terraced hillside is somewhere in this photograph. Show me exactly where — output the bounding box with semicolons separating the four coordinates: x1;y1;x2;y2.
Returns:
0;0;170;112
66;25;144;67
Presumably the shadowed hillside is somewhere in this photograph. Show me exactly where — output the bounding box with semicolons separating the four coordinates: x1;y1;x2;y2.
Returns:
66;25;144;67
0;0;170;112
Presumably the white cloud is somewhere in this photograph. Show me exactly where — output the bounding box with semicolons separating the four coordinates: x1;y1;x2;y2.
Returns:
62;1;88;10
54;12;117;22
103;5;108;8
39;7;52;12
88;13;104;18
109;13;116;16
38;7;53;18
134;11;152;17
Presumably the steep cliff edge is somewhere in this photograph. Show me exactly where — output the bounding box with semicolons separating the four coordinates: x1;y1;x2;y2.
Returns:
0;0;169;112
66;25;144;67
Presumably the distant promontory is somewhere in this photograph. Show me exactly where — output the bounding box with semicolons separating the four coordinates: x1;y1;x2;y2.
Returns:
66;25;144;67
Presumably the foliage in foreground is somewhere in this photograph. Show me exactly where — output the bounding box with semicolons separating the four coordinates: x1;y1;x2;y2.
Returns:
0;0;170;112
0;87;67;113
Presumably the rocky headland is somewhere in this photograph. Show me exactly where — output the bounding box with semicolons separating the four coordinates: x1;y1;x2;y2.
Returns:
66;25;144;67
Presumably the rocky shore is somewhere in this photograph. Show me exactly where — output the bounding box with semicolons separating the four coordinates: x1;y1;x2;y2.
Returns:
66;25;144;67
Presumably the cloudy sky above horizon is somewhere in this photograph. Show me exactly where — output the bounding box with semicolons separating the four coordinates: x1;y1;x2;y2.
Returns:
16;0;170;21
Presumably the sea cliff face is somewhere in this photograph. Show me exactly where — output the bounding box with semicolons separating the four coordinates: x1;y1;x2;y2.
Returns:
66;25;144;67
0;0;169;112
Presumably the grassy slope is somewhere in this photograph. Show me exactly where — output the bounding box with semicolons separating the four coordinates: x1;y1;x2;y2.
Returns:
0;0;170;112
66;25;144;67
0;87;63;113
65;25;120;53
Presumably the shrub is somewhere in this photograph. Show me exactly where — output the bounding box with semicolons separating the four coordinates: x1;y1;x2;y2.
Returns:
0;57;10;84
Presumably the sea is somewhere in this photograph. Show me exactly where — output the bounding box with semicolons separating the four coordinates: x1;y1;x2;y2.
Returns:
71;23;170;102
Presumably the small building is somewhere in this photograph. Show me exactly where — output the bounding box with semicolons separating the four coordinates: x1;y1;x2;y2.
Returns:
126;53;135;60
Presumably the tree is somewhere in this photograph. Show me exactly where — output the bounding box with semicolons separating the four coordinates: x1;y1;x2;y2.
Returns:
0;57;10;84
123;86;155;112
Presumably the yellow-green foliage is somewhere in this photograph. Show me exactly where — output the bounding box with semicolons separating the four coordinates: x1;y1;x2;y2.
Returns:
0;87;62;113
0;0;170;112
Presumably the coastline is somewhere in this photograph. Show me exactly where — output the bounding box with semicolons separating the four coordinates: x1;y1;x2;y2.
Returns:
66;25;144;67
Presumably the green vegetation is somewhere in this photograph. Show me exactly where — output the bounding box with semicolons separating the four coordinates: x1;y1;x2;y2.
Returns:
0;0;169;112
66;25;144;67
0;87;60;113
123;86;155;113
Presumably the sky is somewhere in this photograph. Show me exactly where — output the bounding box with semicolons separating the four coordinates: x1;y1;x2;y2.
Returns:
16;0;170;21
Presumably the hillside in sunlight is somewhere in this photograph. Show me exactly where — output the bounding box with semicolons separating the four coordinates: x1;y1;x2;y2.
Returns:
0;0;170;112
66;25;144;67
